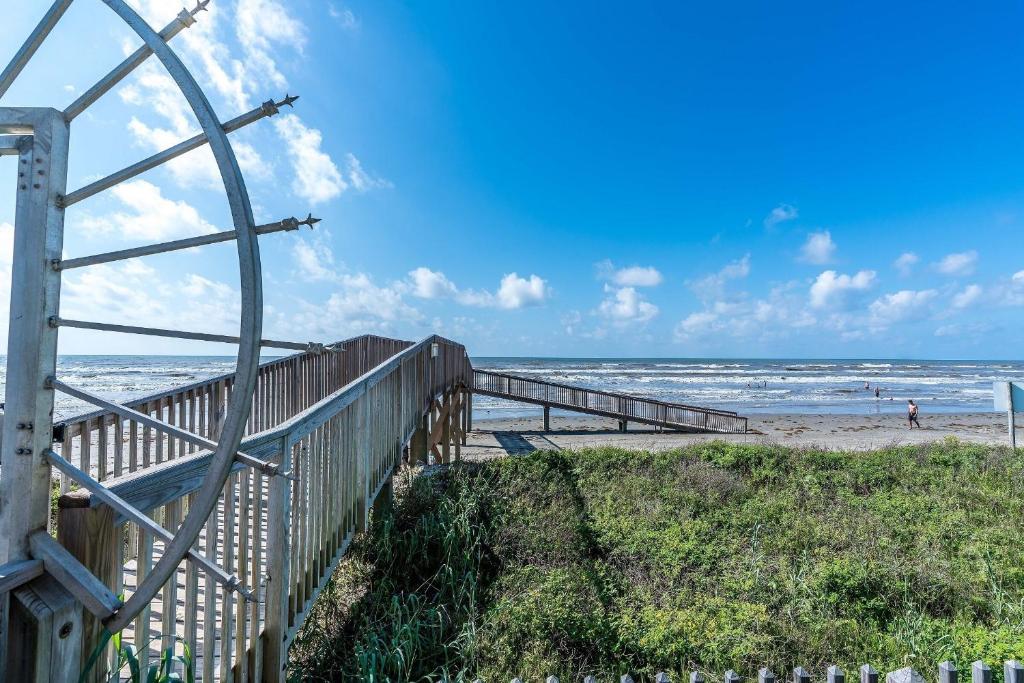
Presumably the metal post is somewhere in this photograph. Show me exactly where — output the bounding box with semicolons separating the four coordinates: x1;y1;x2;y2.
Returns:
1006;382;1016;449
0;109;70;566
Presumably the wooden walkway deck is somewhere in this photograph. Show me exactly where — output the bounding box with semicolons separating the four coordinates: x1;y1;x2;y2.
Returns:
472;369;748;434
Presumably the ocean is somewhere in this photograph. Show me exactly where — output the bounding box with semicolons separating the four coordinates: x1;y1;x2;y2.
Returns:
472;357;1024;419
0;356;1019;422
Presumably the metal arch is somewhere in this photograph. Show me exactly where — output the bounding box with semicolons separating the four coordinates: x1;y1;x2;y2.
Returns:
96;0;264;633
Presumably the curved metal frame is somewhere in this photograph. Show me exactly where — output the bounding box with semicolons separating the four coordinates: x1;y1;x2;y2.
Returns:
97;0;263;633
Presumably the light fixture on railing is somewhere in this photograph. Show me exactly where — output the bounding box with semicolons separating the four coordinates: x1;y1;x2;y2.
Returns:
431;343;439;358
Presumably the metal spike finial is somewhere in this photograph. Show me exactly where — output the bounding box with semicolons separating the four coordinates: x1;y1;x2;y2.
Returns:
260;94;299;119
193;0;211;13
300;213;321;228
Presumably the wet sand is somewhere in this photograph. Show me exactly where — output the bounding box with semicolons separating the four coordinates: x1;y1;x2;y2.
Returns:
461;412;1017;459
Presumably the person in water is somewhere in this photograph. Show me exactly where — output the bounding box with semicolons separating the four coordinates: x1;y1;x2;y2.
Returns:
875;387;880;399
907;399;921;429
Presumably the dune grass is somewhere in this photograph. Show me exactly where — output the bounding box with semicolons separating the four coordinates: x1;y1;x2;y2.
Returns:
289;439;1024;682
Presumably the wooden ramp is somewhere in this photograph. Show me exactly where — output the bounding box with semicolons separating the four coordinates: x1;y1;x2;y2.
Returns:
472;369;748;434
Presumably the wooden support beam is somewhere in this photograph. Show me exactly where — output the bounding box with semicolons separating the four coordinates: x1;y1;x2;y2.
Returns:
441;392;452;464
543;405;550;432
452;393;462;463
428;393;452;463
409;413;428;466
0;559;44;594
28;531;120;621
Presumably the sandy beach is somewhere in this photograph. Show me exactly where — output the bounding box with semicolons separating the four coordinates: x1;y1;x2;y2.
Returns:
461;411;1017;459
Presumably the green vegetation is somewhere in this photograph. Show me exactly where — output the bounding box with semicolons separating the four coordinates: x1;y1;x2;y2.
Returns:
290;440;1024;682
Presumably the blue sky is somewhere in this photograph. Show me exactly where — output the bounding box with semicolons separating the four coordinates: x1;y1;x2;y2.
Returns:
2;1;1023;358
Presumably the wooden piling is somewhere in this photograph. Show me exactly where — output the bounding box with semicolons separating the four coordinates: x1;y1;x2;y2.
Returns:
55;489;117;683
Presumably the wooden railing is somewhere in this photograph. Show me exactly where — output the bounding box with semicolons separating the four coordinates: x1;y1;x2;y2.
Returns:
52;334;414;489
54;334;471;682
473;369;748;434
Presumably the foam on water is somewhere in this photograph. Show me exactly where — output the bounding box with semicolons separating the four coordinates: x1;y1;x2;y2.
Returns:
474;357;1024;416
0;355;1019;422
0;355;250;420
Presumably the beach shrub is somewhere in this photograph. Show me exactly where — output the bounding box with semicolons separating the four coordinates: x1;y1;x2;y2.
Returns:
289;442;1024;682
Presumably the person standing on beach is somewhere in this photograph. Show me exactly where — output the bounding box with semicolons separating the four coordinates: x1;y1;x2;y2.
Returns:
907;399;921;428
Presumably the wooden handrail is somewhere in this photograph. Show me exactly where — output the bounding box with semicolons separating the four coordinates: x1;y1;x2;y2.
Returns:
53;332;473;682
473;368;740;416
52;333;407;430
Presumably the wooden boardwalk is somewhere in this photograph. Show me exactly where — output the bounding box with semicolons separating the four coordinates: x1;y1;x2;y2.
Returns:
473;369;748;434
48;334;473;682
33;337;743;682
471;368;745;432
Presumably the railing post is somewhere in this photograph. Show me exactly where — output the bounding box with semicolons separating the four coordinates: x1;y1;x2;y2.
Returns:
6;575;83;683
356;388;370;531
262;434;292;683
56;490;118;683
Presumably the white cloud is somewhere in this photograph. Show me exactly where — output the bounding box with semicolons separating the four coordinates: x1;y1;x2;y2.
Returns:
598;286;658;325
496;273;548;309
124;0;363;208
799;230;837;264
283;236;423;336
408;267;457;299
764;204;798;229
894;252;919;276
951;284;983;309
614;265;663;287
292;236;339;282
118;61;270;188
78;180;218;241
868;289;937;326
236;0;306;91
935;250;978;276
990;270;1024;307
809;269;876;308
283;277;424;341
934;321;995;338
322;274;418;323
674;281;815;343
561;310;582;335
275;114;347;204
328;3;359;30
596;260;663;287
400;268;547;310
60;261;242;347
690;254;750;301
345;153;393;192
674;311;718;339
